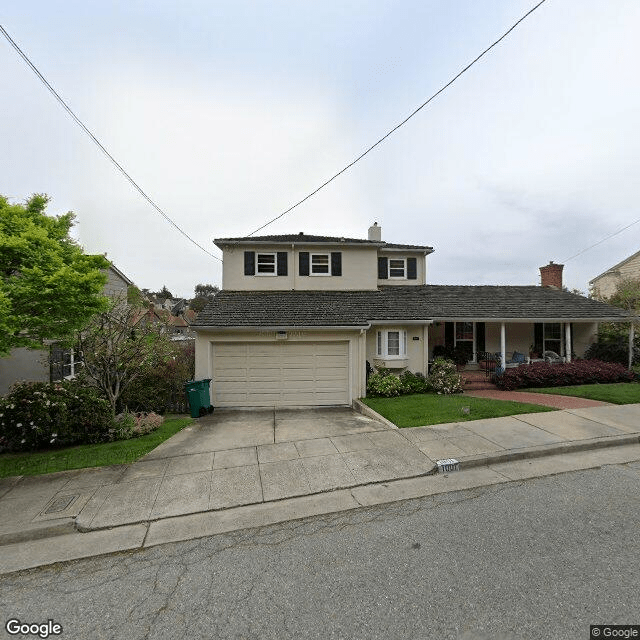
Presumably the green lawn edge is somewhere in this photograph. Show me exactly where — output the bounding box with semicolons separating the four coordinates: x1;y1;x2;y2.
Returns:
362;394;553;428
0;416;193;478
524;382;640;405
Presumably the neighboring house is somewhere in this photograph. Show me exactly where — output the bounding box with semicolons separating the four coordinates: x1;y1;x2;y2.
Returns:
589;249;640;300
0;263;134;395
192;224;632;408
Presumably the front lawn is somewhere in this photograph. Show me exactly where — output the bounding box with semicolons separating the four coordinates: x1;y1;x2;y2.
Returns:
362;394;553;428
526;382;640;405
0;416;193;478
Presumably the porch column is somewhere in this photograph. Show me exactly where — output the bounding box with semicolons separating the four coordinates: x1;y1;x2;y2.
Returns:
565;323;571;363
423;325;429;376
629;323;635;371
500;322;506;370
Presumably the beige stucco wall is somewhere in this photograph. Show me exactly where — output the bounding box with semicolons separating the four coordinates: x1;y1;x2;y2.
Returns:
103;267;131;298
221;244;379;291
195;328;366;403
376;251;427;286
591;253;640;299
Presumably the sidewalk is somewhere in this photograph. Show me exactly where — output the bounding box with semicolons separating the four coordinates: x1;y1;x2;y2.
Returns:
1;403;639;574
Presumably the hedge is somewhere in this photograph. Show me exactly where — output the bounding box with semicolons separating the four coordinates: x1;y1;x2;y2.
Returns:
495;359;634;391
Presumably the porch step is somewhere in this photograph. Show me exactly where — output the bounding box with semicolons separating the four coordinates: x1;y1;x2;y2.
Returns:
461;370;497;391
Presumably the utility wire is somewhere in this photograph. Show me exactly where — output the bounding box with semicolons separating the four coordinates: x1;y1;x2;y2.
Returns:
0;24;222;262
247;0;549;237
563;217;640;263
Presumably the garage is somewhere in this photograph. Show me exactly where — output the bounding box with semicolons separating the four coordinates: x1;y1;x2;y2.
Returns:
210;341;350;407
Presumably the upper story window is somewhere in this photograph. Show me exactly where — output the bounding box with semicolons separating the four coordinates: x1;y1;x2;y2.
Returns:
256;253;276;275
388;258;406;279
311;253;330;275
376;329;407;358
378;256;418;281
299;252;342;277
244;251;288;276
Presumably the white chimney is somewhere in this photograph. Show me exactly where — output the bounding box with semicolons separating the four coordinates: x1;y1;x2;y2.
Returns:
368;222;381;241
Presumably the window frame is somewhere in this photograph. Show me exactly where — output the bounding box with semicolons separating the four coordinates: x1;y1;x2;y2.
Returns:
310;253;331;276
388;258;407;279
376;329;408;358
256;252;277;276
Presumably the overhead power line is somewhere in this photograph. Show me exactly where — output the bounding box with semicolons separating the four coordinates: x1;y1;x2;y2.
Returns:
247;0;549;237
563;217;640;263
0;24;222;263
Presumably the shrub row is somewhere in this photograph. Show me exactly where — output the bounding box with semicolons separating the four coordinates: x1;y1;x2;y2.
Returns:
0;381;166;453
366;358;463;397
495;359;634;391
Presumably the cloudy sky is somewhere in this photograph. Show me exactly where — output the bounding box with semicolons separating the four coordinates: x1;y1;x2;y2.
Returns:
2;0;639;298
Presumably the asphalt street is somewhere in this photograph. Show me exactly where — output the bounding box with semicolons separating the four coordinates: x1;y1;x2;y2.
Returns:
2;461;639;640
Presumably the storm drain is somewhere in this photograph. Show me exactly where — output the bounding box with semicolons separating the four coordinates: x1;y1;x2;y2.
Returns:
44;494;79;514
436;459;460;473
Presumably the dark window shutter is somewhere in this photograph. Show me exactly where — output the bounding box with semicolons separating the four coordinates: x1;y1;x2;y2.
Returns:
277;252;288;276
445;322;454;348
331;252;342;276
378;257;388;279
534;323;543;354
244;251;255;276
476;322;485;353
407;257;417;280
299;251;310;276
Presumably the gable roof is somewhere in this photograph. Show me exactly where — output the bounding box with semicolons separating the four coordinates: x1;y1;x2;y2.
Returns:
214;234;433;253
589;249;640;284
193;285;632;328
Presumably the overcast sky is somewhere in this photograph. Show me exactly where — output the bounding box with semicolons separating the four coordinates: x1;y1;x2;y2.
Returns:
2;0;639;298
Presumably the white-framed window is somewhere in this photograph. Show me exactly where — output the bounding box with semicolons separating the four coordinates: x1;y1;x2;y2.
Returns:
543;322;562;355
256;253;276;275
311;253;330;275
376;329;408;358
388;258;406;279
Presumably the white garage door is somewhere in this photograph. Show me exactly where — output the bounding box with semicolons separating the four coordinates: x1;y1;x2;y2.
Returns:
211;341;350;407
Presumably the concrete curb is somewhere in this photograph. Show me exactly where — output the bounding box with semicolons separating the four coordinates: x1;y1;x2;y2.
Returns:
352;399;399;430
455;433;640;470
0;518;76;546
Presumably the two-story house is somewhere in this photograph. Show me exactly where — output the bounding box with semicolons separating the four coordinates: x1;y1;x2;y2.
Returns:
193;224;631;408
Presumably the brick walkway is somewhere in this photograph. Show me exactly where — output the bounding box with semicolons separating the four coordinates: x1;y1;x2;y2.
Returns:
465;389;610;409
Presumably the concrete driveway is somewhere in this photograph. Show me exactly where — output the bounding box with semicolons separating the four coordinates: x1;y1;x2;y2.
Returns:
70;407;436;530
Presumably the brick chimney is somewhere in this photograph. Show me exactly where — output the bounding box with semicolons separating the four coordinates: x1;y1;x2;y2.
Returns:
540;261;564;289
368;222;382;241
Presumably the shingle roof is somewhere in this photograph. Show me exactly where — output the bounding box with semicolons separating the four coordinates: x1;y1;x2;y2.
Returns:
193;285;632;328
214;234;433;252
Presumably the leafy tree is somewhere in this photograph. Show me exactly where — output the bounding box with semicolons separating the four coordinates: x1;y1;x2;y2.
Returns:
0;194;109;356
189;283;219;311
75;296;173;413
587;278;640;367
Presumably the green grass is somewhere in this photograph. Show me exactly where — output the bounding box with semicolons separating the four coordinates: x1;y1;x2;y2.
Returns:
526;382;640;405
0;416;193;479
362;394;553;428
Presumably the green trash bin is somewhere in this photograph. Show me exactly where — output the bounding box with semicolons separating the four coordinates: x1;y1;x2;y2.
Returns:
184;379;213;418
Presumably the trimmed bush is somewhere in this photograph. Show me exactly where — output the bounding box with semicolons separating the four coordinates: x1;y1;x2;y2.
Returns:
367;370;406;397
399;370;429;394
111;412;164;440
495;360;634;391
426;358;463;394
0;381;114;452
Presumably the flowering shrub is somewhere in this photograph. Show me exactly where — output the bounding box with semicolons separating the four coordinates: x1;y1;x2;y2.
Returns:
367;370;406;397
426;358;463;394
495;359;634;391
111;412;164;440
0;381;114;452
398;370;429;394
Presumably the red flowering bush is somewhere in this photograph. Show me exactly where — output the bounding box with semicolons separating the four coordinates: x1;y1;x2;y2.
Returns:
495;360;634;391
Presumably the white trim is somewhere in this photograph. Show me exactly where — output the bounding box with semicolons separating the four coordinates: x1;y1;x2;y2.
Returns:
376;328;408;358
255;252;277;276
388;257;406;279
310;253;331;276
